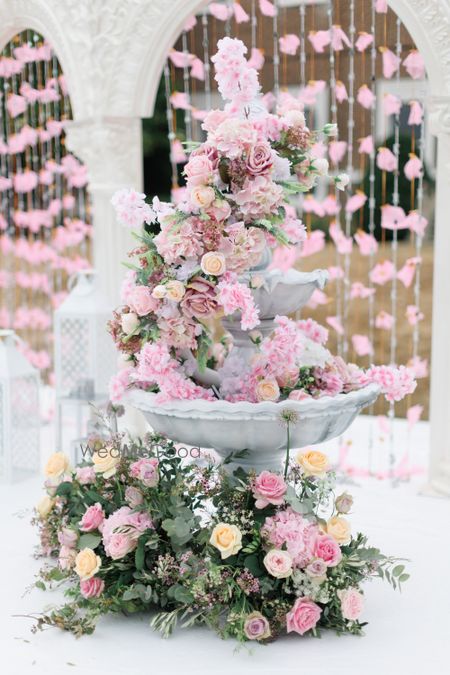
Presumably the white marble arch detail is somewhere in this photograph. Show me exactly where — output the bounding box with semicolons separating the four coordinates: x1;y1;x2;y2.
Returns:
1;0;450;495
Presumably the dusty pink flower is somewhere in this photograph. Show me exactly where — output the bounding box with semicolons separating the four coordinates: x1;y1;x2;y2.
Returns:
79;503;105;532
128;285;158;316
246;143;273;176
243;612;271;640
340;588;364;621
80;576;105;599
75;465;96;485
129;458;159;487
125;486;144;508
59;545;77;571
181;276;219;320
57;527;78;548
313;533;342;567
252;471;287;509
286;597;322;635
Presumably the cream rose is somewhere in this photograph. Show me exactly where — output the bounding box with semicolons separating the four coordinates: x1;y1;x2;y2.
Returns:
263;549;293;579
36;495;54;518
152;284;167;299
255;378;280;402
121;312;139;335
92;446;120;479
297;450;329;477
165;280;186;302
209;523;242;559
200;251;226;277
74;548;101;580
327;516;351;545
45;452;70;478
190;185;216;209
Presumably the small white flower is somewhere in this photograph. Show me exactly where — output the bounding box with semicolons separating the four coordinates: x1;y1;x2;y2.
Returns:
323;123;338;137
335;173;350;191
313;158;329;176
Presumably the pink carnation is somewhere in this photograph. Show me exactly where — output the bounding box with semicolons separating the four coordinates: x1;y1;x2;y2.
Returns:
261;508;319;568
297;318;328;345
364;364;417;402
233;176;284;221
75;466;96;485
111;189;155;229
216;273;260;330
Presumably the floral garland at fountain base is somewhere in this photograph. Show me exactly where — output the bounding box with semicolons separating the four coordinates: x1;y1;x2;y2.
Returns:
32;418;408;644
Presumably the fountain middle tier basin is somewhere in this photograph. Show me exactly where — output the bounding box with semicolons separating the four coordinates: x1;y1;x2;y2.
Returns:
127;383;380;472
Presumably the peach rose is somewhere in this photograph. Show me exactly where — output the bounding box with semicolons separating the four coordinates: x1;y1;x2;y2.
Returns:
255;378;280;402
165;280;185;302
200;251;226;276
297;450;329;477
36;495;54;518
327;516;351;545
74;548;101;580
209;523;242;559
151;284;166;299
128;285;157;316
190;185;216;209
92;446;120;479
121;312;139;335
45;452;70;478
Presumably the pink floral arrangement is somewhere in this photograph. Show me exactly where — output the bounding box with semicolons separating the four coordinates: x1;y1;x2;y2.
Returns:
108;37;415;409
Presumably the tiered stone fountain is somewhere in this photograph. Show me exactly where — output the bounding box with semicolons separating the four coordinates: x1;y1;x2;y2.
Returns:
129;257;379;472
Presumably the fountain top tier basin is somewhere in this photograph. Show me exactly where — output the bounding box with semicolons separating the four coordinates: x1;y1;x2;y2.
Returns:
128;384;380;472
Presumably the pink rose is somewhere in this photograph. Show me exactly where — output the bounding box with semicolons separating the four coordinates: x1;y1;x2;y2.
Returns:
105;533;136;560
313;533;342;567
125;486;144;508
76;466;96;485
252;471;287;509
288;389;311;401
79;503;105;532
58;545;76;571
305;558;327;578
243;612;271;641
181;276;219;319
246;143;273;175
184;155;214;186
129;458;159;487
57;527;78;548
80;576;105;599
286;597;322;635
129;285;158;316
263;549;293;578
340;588;364;621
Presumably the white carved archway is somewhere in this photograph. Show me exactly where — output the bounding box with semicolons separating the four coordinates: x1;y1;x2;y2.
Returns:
1;0;450;496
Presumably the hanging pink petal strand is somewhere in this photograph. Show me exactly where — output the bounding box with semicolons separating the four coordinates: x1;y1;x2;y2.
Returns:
326;316;344;335
404;210;428;236
190;57;205;81
355;32;373;52
279;34;300;56
331;25;351;51
233;2;250;23
354;230;378;255
328;140;347;165
184;15;197;32
169;91;191;110
248;47;265;70
375;311;394;330
403;50;426;79
407;404;424;430
408;100;423;126
404;154;423;180
375;0;388;13
306;288;329;309
329;221;352;254
381;204;407;230
380;47;401;79
408;356;428;378
352;334;373;356
259;0;277;17
209;2;232;20
406;305;424;326
335;80;348;103
351;282;375;299
369;260;395;285
269;246;298;272
345;191;367;214
308;30;331;53
358;135;374;155
322;195;340;215
170;139;187;164
169;49;195;68
376;147;398;172
397;257;422;288
6;93;27;118
383;93;401;116
357;84;375;109
299;230;326;257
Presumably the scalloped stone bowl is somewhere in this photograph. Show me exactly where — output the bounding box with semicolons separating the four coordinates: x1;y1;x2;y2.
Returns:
127;384;380;472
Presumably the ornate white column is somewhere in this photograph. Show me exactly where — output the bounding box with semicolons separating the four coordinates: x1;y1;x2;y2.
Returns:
425;97;450;496
65;117;143;303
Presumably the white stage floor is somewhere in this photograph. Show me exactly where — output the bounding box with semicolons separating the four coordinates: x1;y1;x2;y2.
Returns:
1;416;449;675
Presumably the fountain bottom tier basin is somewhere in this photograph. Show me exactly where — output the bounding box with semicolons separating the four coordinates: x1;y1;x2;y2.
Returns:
127;384;380;472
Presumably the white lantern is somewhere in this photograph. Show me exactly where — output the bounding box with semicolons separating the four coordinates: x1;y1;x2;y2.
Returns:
54;269;116;399
0;329;41;483
53;270;116;455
